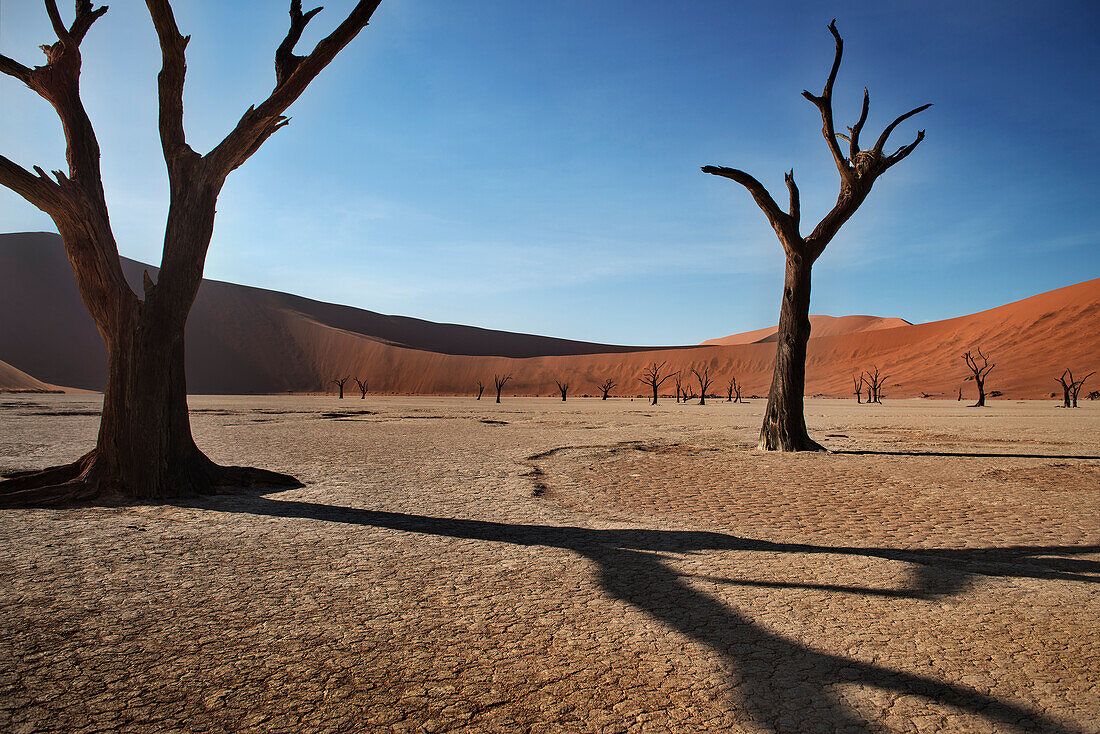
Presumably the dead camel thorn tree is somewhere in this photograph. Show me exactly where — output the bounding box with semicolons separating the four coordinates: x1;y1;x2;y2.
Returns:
0;0;384;506
555;380;569;402
475;380;485;401
596;378;615;400
863;366;887;403
1056;369;1095;408
852;373;864;403
726;377;745;403
332;376;351;399
963;349;995;407
639;361;676;406
354;377;368;399
691;364;714;406
494;374;512;404
674;373;685;404
704;20;930;451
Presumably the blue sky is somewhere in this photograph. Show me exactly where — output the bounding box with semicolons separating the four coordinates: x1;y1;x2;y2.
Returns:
2;1;1097;345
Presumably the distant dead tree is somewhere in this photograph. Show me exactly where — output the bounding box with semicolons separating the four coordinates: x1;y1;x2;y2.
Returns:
639;362;676;406
333;376;351;399
0;0;383;504
475;380;485;400
1057;369;1095;408
704;20;930;450
852;373;864;403
674;373;685;403
494;374;512;404
1088;391;1100;401
692;365;714;406
596;378;615;400
863;366;886;403
963;349;995;407
555;380;570;402
957;385;963;402
726;377;745;403
354;377;368;399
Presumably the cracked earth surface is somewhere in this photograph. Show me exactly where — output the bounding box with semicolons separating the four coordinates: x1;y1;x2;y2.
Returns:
0;395;1097;733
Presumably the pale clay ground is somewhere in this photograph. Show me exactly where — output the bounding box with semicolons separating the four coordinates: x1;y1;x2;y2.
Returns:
0;394;1097;734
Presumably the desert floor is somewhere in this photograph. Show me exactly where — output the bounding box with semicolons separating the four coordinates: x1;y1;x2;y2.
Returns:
0;395;1097;733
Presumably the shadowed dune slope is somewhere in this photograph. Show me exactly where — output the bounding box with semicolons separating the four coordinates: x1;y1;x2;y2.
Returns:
0;358;61;392
1;232;1096;398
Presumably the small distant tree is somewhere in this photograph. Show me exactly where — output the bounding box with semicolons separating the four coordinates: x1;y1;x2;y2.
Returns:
863;366;887;403
333;376;351;399
963;349;995;407
852;373;864;403
1088;390;1100;401
475;380;485;400
639;362;676;406
596;378;615;400
691;365;714;406
494;374;512;404
555;380;569;402
1063;370;1095;408
674;373;685;403
354;377;368;399
726;377;745;403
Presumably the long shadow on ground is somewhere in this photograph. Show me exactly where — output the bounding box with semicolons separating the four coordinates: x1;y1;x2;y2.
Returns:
217;498;1095;733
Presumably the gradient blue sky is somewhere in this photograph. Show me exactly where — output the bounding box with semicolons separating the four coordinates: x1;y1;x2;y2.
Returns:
2;1;1098;345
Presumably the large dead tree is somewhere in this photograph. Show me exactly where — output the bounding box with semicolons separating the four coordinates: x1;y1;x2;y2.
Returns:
555;380;569;402
333;376;351;399
963;349;995;407
0;1;384;505
354;377;368;399
639;362;676;406
476;380;485;401
703;20;930;451
494;374;512;404
863;366;887;403
596;378;615;400
1071;373;1095;408
691;365;714;406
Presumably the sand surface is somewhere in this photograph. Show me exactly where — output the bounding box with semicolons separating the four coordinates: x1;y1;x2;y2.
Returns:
1;396;1098;733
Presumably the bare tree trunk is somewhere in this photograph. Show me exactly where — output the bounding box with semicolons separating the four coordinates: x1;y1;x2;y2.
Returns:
759;255;823;451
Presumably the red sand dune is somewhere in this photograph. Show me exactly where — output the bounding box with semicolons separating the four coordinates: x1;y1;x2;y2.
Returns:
0;358;62;393
703;314;912;346
1;232;1097;399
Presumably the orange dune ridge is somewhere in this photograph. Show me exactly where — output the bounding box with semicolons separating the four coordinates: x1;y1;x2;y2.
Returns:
0;358;62;393
1;232;1097;398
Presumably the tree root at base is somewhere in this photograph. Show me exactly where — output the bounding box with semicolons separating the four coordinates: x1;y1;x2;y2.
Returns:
0;449;302;508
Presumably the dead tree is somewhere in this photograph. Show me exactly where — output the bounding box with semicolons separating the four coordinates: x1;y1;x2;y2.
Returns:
555;380;569;402
1088;391;1100;401
692;365;714;406
333;376;351;399
703;21;930;450
674;373;684;403
476;380;485;401
0;1;383;505
596;378;615;400
852;373;864;403
639;362;676;406
863;366;887;403
1064;370;1095;408
494;374;512;404
354;377;368;399
1055;370;1074;408
963;349;995;407
727;377;745;404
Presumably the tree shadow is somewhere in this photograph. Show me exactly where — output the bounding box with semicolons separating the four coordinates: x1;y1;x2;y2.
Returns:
208;497;1094;733
832;450;1100;460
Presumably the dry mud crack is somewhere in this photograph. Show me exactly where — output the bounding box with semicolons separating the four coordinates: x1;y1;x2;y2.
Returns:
1;395;1098;733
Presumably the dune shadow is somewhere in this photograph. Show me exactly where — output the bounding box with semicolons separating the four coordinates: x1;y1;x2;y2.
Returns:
205;496;1093;733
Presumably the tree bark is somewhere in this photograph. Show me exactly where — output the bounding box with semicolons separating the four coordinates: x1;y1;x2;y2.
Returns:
759;253;824;451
